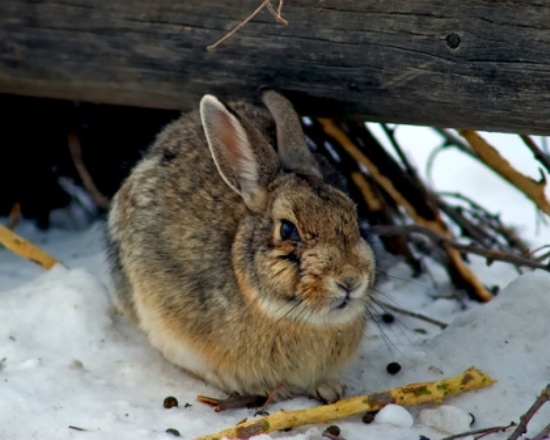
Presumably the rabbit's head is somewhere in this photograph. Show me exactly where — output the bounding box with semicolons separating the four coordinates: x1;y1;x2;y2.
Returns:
200;90;376;327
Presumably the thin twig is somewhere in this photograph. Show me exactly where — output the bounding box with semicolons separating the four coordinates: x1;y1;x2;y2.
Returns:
439;421;516;440
276;0;283;16
374;299;448;329
426;144;449;187
520;135;550;174
266;0;288;24
438;200;500;249
527;244;550;258
68;426;88;432
196;394;265;412
381;124;418;179
372;224;550;272
207;0;286;51
438;193;530;254
433;128;479;161
531;422;550;440
207;0;269;51
67;132;110;210
6;202;22;230
535;250;550;263
507;384;550;440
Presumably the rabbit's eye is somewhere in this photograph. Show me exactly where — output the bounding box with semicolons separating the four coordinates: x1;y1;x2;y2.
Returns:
280;220;301;243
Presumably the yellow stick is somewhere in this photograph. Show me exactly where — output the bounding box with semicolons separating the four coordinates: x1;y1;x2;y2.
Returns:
460;130;550;215
0;224;60;270
196;367;496;440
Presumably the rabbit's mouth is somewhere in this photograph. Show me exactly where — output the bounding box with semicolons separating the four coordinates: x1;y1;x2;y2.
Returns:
329;292;363;313
336;299;349;310
335;295;351;310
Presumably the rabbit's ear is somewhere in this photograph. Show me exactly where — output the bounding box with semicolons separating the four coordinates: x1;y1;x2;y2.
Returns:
261;90;322;179
200;95;279;212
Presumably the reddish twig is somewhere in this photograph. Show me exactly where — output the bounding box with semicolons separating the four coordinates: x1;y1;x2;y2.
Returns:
438;192;530;254
207;0;287;51
372;224;550;272
196;394;266;412
439;421;516;440
527;244;550;259
67;132;110;210
6;202;22;230
531;422;550;440
507;384;550;440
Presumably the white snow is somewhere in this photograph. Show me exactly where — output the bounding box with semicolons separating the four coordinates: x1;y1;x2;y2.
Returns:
419;406;473;435
1;130;550;440
374;404;414;428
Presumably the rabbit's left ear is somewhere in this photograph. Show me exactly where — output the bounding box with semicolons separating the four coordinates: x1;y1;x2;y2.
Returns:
200;95;280;212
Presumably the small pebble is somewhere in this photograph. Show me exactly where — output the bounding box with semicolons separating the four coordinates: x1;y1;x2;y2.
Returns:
163;396;179;409
386;362;402;375
362;412;377;424
166;428;180;437
324;425;341;436
70;360;84;370
381;312;395;323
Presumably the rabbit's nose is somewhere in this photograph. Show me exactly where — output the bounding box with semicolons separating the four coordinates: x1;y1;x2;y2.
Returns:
335;276;361;294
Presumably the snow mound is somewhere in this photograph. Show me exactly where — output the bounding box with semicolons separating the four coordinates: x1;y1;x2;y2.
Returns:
1;245;549;439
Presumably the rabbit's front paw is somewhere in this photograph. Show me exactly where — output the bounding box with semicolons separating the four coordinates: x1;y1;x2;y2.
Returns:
311;379;346;404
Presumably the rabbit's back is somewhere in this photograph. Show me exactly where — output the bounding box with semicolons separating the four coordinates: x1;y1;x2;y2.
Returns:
107;105;272;322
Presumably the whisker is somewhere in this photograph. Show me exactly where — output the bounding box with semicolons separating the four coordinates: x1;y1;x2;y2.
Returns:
365;300;430;361
371;298;448;329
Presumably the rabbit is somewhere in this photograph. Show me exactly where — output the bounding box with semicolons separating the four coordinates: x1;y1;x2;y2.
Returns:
106;90;377;403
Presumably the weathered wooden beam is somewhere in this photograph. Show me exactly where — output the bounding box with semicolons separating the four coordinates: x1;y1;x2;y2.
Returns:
1;1;550;134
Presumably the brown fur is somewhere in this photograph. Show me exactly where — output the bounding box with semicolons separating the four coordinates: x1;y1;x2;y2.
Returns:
107;92;377;402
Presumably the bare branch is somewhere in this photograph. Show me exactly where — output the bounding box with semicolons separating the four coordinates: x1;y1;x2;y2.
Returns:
531;422;550;440
67;132;110;210
381;124;418;179
266;0;288;24
438;421;516;440
372;224;550;272
207;0;287;51
507;384;550;440
520;135;550;174
433;128;478;160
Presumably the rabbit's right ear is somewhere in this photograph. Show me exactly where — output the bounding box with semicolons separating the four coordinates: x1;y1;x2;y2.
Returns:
200;95;280;212
261;90;322;179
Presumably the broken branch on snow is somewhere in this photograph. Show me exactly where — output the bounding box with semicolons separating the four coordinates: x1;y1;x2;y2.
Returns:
195;367;495;440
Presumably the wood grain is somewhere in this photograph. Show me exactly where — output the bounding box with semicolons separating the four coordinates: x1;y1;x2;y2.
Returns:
1;1;550;133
